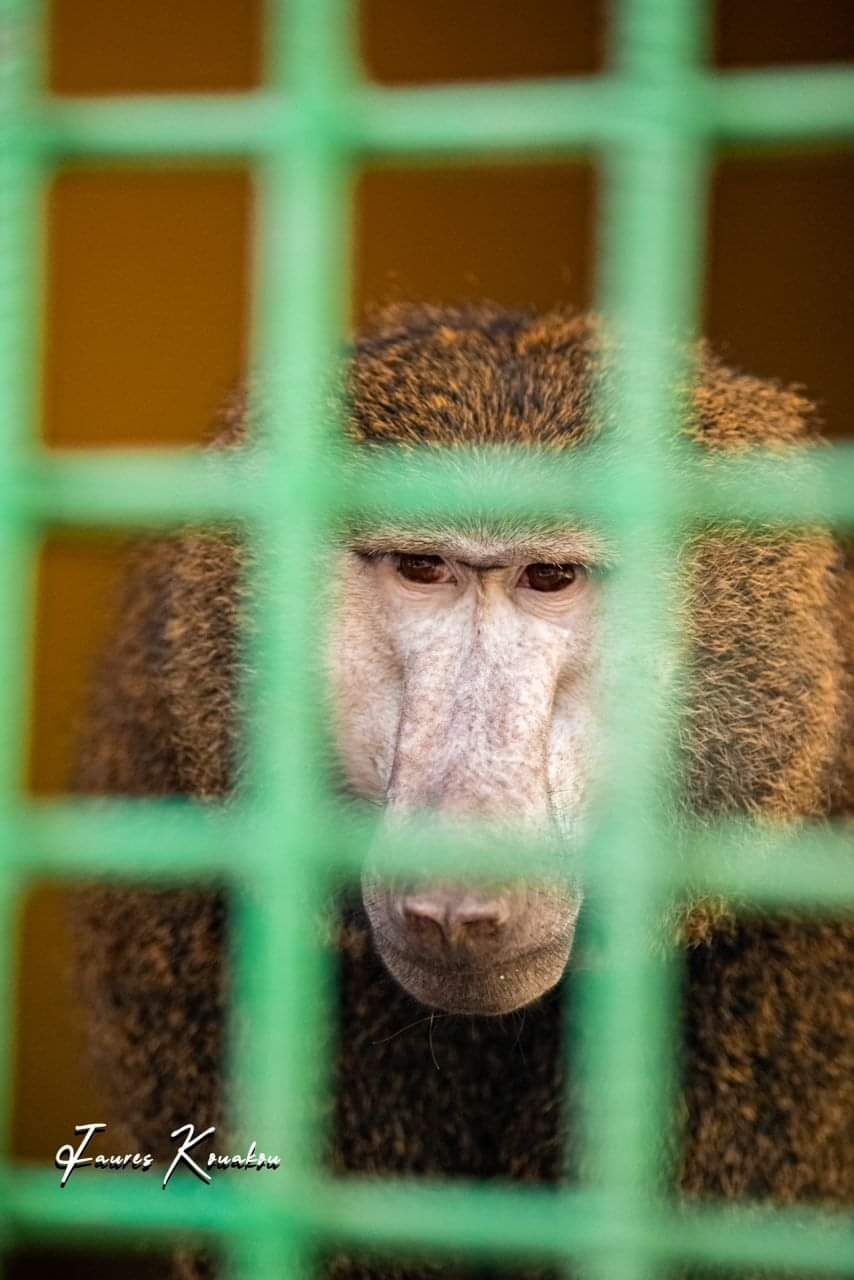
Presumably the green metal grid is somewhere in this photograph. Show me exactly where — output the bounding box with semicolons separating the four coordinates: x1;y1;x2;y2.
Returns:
1;0;854;1275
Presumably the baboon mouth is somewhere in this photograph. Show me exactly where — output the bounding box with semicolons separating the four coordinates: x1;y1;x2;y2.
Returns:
374;933;572;1015
380;933;561;975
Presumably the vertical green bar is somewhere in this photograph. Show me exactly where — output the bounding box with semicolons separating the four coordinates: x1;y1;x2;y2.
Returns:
232;0;353;1274
581;2;708;1277
0;0;42;1191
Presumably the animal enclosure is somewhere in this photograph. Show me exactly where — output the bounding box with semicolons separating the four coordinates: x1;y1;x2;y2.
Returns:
3;1;854;1278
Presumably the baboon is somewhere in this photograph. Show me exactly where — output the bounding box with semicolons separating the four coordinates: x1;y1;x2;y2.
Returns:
71;306;854;1280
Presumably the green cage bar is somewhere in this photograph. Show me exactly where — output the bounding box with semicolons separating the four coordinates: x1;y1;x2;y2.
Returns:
0;0;43;1197
580;7;709;1278
0;0;853;1277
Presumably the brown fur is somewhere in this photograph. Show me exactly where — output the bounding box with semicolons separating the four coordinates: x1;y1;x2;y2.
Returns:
70;306;854;1280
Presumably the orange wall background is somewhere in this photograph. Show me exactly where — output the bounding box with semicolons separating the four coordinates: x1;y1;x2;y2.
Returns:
10;2;854;1273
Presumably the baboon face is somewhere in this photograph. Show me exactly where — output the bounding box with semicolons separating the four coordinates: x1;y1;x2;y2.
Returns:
328;522;606;1015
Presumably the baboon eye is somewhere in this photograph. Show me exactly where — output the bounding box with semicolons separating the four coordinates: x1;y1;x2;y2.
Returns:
395;554;452;585
520;563;581;593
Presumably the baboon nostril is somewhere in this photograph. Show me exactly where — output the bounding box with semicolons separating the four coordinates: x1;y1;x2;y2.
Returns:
400;892;510;949
450;897;511;934
401;896;446;944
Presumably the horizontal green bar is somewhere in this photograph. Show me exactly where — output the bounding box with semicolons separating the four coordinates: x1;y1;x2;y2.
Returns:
7;802;854;911
2;1165;270;1244
37;92;291;159
34;66;854;163
6;801;544;884
715;68;854;143
22;450;260;525
38;81;613;161
688;445;854;526
685;821;854;910
320;1182;854;1273
344;440;854;529
4;800;249;881
313;1181;601;1264
352;79;616;155
357;816;854;910
670;1201;854;1276
4;1168;854;1273
357;68;854;156
16;441;854;529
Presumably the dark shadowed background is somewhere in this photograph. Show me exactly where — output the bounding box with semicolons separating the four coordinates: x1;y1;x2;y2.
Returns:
11;1;854;1274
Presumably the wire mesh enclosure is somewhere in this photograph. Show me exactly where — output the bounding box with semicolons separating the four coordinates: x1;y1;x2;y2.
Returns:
2;0;854;1276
